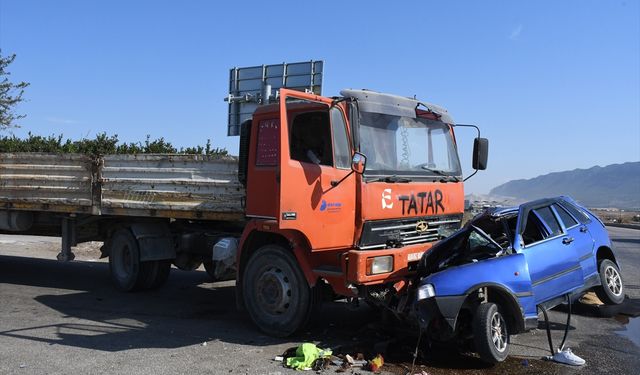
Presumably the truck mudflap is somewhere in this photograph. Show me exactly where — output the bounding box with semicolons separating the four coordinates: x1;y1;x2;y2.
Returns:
345;242;434;285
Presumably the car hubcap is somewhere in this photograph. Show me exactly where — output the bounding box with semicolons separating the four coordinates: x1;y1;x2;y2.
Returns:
605;266;622;296
256;267;292;315
491;312;508;352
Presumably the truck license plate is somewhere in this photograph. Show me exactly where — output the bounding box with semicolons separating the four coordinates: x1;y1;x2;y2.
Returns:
408;252;424;262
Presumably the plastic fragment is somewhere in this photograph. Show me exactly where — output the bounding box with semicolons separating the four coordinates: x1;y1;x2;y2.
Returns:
365;354;384;372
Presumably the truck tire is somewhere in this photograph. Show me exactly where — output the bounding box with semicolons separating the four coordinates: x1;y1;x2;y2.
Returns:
473;302;510;363
148;260;171;289
595;259;625;305
108;229;168;292
242;245;313;337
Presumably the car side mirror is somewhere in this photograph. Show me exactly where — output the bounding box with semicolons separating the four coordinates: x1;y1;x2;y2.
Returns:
351;152;367;174
472;138;489;170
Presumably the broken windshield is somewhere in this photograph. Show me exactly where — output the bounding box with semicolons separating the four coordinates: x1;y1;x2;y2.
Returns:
359;111;462;179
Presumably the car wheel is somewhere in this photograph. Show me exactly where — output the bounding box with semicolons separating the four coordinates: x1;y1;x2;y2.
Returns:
242;245;315;337
595;259;625;305
473;302;510;363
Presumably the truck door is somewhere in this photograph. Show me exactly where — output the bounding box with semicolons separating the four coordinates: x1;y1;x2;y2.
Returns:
278;89;356;249
515;202;583;305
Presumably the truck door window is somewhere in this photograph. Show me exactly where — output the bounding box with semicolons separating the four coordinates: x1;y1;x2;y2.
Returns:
330;107;351;169
289;111;333;166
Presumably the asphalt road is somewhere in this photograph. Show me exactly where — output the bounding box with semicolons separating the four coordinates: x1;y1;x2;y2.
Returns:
0;227;638;375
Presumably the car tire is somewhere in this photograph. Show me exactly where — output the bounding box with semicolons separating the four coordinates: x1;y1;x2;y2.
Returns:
242;245;315;337
473;302;510;363
595;259;625;305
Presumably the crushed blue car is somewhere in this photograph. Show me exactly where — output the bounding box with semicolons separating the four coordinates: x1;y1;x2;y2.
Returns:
414;196;625;363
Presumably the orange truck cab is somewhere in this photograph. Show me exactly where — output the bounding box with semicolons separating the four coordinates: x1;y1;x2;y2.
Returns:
233;86;488;336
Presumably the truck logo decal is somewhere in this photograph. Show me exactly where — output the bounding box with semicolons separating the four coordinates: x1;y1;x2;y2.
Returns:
398;190;445;215
415;220;429;233
381;188;394;209
320;199;342;212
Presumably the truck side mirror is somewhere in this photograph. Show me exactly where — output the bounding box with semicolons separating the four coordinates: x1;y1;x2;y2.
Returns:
472;138;489;170
351;152;367;174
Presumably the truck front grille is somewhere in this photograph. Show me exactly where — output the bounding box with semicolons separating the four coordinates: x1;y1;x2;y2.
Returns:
357;214;462;250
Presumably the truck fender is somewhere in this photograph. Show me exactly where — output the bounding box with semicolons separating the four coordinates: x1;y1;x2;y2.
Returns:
129;222;176;262
235;223;319;311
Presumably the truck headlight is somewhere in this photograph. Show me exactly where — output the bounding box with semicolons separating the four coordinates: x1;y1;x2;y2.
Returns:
416;283;436;301
366;255;393;275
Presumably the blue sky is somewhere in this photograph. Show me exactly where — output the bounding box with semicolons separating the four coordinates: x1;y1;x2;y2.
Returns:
0;0;638;194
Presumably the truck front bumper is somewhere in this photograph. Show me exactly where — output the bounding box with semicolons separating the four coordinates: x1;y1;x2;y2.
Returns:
345;242;434;285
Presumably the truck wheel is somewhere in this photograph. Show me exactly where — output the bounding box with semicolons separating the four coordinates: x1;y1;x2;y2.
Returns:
242;245;312;337
148;260;171;289
108;229;161;292
473;302;510;363
595;259;625;305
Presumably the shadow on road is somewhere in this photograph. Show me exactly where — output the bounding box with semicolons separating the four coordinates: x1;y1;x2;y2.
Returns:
1;255;366;352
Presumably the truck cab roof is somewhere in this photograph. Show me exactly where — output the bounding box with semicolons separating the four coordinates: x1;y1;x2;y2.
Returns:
340;89;454;124
253;89;455;125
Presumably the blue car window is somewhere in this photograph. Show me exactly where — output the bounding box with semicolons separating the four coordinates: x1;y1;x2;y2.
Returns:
559;200;591;224
553;203;578;229
533;206;563;237
522;212;545;245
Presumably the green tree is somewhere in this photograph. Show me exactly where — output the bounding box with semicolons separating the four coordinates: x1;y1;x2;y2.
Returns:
0;51;30;130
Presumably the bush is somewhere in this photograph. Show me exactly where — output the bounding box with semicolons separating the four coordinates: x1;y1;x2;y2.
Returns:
0;132;228;157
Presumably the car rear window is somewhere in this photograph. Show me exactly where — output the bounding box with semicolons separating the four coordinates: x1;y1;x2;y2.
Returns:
559;201;591;224
553;203;578;228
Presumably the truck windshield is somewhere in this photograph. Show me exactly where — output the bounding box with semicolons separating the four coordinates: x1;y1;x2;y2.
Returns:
359;111;462;178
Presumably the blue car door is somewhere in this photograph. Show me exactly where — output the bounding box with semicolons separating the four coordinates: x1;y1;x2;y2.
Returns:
514;202;583;305
551;203;598;284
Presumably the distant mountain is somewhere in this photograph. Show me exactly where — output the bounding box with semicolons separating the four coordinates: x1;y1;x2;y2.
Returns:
489;162;640;209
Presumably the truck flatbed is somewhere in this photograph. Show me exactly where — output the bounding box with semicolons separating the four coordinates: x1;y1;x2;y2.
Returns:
0;153;245;221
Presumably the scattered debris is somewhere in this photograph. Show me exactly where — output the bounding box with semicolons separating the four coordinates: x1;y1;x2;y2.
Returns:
201;341;208;347
547;348;586;366
273;356;284;362
364;354;384;372
283;343;332;371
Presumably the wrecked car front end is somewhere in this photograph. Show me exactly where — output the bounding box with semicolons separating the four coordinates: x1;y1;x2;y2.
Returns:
412;208;538;362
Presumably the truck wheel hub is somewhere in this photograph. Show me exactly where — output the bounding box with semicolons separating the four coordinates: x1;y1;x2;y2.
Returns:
256;267;291;314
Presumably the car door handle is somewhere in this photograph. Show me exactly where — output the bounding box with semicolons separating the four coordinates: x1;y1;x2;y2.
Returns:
580;226;588;233
562;237;574;245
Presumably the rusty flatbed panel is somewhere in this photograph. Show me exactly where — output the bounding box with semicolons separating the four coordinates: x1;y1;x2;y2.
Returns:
0;153;93;211
100;154;245;220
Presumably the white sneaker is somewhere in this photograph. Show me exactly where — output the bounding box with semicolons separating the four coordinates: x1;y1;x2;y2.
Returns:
552;348;585;366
